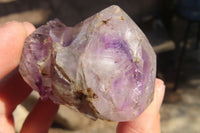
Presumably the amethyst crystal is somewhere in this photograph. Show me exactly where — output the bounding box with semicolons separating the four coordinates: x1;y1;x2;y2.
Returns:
19;5;156;121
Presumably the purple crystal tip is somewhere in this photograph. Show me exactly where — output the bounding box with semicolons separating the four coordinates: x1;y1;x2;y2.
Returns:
19;5;156;121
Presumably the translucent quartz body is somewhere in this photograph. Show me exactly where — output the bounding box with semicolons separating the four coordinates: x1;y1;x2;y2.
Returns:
19;5;156;121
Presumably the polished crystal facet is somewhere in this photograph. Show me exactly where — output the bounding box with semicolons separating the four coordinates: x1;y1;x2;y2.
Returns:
19;5;156;121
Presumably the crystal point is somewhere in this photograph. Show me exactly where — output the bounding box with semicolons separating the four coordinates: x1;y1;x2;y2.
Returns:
19;5;156;121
